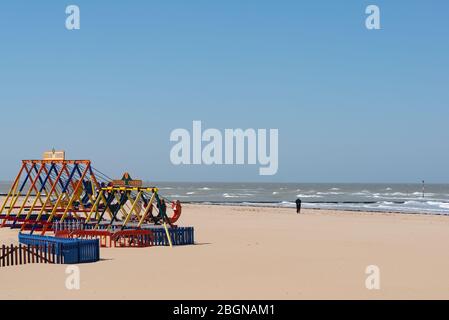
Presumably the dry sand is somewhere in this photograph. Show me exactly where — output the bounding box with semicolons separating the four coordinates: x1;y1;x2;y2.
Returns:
1;203;449;299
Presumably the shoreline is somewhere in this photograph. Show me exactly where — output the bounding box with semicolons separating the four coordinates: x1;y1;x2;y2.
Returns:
184;202;449;217
1;193;448;216
186;203;449;221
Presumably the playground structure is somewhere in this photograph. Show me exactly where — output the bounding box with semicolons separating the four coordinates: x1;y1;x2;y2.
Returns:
0;151;193;248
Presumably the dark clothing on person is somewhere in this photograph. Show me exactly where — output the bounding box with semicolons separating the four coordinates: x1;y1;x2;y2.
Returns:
296;198;302;214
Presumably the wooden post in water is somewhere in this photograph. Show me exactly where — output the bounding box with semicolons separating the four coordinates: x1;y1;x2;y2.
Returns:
422;180;425;198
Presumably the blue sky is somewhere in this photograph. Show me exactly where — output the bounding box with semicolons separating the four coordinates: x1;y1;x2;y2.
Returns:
0;1;448;183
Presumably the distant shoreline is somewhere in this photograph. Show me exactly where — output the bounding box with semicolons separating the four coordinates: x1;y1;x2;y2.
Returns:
183;202;449;217
0;193;449;216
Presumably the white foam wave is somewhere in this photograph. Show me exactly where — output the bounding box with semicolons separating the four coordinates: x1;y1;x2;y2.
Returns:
223;193;239;198
222;193;254;198
296;194;323;198
352;192;371;196
317;191;344;195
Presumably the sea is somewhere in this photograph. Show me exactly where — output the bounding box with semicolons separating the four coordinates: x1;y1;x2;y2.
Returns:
2;181;449;215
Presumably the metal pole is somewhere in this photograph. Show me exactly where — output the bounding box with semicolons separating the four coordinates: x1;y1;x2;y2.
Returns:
422;180;425;198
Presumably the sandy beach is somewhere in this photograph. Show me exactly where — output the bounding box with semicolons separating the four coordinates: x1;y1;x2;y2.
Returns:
1;202;449;300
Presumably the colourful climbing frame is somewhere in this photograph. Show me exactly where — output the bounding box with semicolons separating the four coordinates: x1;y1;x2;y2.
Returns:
0;152;184;237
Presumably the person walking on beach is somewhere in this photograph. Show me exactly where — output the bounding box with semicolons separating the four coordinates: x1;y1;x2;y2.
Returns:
296;198;302;214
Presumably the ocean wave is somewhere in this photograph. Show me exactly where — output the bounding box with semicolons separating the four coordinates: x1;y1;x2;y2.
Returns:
296;194;323;198
222;193;254;198
195;200;449;215
426;201;449;209
279;201;295;207
157;183;449;215
390;192;409;196
411;192;433;196
223;193;239;198
316;192;344;195
351;192;371;196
